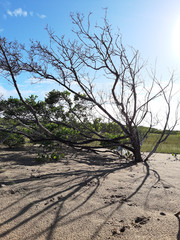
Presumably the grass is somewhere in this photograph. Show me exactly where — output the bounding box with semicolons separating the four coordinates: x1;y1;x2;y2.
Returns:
141;133;180;154
78;132;180;155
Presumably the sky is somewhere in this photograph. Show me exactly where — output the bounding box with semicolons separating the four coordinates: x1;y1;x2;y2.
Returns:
0;0;180;128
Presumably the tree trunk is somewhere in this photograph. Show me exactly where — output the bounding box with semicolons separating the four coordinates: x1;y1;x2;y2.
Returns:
133;148;143;163
132;141;143;163
130;129;143;163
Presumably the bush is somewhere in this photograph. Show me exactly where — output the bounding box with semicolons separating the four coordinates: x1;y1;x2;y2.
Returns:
2;133;25;148
35;141;65;163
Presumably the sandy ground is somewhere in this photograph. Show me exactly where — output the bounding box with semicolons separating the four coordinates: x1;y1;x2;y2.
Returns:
0;147;180;240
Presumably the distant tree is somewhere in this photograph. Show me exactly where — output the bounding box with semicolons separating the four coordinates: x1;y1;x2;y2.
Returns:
0;12;179;162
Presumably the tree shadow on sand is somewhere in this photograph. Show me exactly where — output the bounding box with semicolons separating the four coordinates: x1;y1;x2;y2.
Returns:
0;146;42;166
0;149;165;240
175;212;180;240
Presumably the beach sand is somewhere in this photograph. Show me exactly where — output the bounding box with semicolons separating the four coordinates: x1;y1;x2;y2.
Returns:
0;148;180;240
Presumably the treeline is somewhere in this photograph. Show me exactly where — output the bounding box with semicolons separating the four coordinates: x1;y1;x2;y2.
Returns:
0;116;179;149
138;126;180;135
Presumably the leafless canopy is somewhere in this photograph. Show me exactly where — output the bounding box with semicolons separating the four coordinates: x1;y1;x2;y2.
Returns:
0;13;179;162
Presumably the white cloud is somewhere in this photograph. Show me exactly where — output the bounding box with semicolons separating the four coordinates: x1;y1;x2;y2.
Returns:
0;85;19;99
7;8;28;17
0;86;37;99
0;28;4;33
7;9;12;16
14;8;27;17
37;13;46;19
27;77;56;85
0;86;7;97
5;8;47;19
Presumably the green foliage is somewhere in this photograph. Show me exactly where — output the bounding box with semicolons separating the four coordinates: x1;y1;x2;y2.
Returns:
97;122;128;148
1;88;179;157
1;95;46;121
35;141;65;163
100;122;123;135
45;90;71;105
93;118;102;132
0;132;25;148
56;127;81;140
36;152;65;163
0;89;91;144
45;123;58;131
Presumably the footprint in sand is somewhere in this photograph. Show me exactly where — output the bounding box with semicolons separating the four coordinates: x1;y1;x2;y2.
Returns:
132;216;150;228
104;194;127;204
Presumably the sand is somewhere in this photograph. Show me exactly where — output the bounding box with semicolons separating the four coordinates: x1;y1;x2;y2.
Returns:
0;147;180;240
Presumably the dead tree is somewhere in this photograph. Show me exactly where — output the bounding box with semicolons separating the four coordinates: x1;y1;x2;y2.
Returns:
0;13;179;162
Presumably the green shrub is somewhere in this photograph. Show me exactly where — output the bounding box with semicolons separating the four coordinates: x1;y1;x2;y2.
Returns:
3;133;25;148
36;152;65;163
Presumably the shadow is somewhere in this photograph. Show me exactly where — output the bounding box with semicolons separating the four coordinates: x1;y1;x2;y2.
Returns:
0;149;158;240
0;146;40;166
90;161;153;239
0;146;28;152
0;146;134;167
143;165;161;209
175;212;180;240
73;151;129;166
0;149;136;240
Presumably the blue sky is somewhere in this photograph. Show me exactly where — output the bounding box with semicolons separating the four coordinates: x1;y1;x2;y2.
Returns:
0;0;180;100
